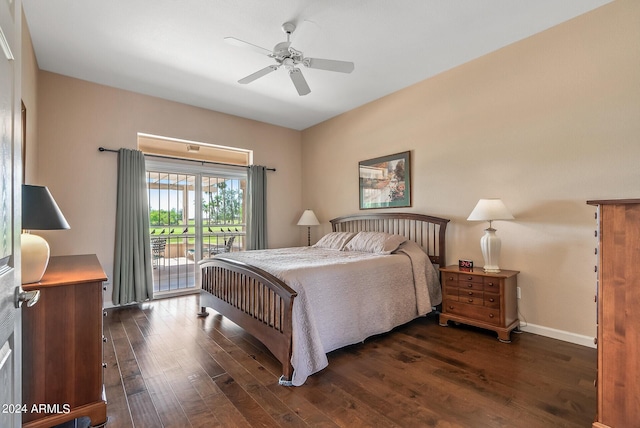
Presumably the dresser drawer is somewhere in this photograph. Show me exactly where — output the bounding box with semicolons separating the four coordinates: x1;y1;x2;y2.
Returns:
458;273;483;284
483;277;500;292
458;281;483;292
444;286;459;300
445;301;501;326
442;273;458;288
484;292;500;309
459;289;483;305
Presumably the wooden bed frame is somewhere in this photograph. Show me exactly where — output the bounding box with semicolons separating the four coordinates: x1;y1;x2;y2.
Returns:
197;212;449;385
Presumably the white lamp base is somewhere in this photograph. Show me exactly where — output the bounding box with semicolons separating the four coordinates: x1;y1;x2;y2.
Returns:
479;228;502;273
21;233;51;284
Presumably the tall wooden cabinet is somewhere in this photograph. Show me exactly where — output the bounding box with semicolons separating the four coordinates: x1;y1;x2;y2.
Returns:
587;199;640;428
22;254;108;428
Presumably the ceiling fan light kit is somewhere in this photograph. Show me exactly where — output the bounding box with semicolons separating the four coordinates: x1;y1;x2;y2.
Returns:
225;22;355;96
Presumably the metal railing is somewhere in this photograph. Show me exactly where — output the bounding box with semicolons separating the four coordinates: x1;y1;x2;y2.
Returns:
150;225;245;294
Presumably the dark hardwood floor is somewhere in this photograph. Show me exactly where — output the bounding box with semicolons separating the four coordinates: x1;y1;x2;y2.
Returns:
103;295;596;427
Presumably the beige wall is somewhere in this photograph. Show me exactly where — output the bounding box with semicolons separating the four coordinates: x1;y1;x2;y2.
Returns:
301;0;640;344
21;10;38;184
35;72;302;306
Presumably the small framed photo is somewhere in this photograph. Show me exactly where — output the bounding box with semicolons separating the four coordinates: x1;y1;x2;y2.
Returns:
458;259;474;272
359;151;411;210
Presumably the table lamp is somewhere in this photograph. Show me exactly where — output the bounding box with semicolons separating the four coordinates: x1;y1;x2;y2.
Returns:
297;209;319;246
22;184;70;284
467;198;514;272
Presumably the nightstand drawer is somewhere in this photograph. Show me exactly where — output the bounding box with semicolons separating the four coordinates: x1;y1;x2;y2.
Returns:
445;301;501;326
483;277;500;292
444;286;459;300
484;292;500;308
442;274;458;287
460;289;483;305
459;281;483;292
458;274;483;284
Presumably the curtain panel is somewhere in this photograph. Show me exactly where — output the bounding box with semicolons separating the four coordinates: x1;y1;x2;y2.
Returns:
246;165;267;250
112;149;154;305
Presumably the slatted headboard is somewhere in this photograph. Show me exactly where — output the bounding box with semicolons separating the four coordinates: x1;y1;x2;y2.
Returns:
330;212;450;267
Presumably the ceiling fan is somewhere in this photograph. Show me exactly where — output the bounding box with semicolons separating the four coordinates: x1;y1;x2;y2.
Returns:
225;22;355;96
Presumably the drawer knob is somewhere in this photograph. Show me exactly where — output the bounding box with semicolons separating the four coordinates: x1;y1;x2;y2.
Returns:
487;282;494;287
489;314;494;318
448;305;454;310
467;276;473;280
489;298;495;302
467;284;473;288
468;298;474;303
102;363;107;368
468;291;473;296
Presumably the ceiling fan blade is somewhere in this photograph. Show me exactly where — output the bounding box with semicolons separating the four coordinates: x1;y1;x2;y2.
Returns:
289;68;311;96
224;37;273;56
303;58;354;73
238;65;279;84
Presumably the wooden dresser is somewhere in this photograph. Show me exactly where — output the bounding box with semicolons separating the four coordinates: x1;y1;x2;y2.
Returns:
22;254;108;428
587;199;640;428
439;265;519;343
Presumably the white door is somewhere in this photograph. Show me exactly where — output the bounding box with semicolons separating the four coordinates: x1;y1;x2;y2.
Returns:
0;2;23;427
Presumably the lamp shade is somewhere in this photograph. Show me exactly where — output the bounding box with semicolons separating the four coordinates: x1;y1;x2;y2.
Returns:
467;199;514;222
297;209;320;226
22;185;70;230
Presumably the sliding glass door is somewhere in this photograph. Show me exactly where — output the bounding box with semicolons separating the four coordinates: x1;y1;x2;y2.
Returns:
146;160;246;294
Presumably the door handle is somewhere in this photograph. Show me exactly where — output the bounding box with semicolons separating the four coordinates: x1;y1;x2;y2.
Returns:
14;287;40;308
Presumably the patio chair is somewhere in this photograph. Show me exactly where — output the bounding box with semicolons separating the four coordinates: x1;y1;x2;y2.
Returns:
210;235;235;256
151;238;167;268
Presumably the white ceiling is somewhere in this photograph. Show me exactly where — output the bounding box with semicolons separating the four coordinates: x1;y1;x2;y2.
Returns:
22;0;611;131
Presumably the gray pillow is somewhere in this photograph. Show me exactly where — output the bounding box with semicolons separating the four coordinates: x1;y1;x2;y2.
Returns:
312;232;356;250
343;231;407;254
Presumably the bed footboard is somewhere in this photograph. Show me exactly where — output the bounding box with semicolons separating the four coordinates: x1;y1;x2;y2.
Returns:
197;257;297;384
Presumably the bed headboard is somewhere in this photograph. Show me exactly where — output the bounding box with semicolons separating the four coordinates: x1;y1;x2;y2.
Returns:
330;212;450;267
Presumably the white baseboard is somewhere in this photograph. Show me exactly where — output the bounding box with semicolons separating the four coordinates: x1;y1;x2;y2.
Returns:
520;323;596;348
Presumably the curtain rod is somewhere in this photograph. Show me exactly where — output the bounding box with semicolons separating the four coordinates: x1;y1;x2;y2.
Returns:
98;147;276;172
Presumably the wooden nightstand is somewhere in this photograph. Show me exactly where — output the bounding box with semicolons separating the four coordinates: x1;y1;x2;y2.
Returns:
439;265;520;342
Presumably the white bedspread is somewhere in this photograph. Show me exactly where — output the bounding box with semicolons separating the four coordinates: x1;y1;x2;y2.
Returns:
216;240;441;386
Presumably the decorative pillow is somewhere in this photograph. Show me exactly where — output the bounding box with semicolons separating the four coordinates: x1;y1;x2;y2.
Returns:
312;232;356;250
343;231;408;255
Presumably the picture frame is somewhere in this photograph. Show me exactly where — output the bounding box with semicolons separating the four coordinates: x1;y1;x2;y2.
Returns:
359;151;411;210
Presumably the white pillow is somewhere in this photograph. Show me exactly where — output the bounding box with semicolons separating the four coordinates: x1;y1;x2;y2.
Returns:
343;231;407;254
312;232;356;250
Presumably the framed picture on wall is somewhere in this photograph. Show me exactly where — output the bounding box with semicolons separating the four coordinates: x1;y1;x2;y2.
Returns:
359;151;411;209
